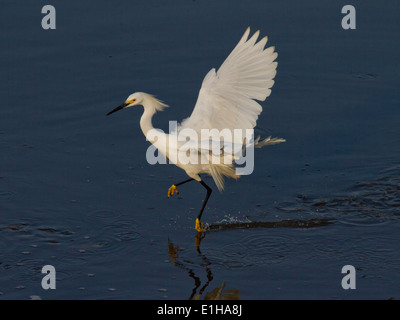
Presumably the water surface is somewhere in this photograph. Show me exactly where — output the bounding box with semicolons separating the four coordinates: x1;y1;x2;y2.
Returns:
1;0;399;299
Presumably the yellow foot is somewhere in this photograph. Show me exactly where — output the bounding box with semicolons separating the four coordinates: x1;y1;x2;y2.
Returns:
195;218;206;233
167;184;179;198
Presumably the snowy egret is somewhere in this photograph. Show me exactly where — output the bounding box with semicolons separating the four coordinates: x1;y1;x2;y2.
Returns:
107;27;285;232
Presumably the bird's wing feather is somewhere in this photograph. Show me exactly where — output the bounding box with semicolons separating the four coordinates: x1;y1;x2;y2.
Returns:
179;27;278;140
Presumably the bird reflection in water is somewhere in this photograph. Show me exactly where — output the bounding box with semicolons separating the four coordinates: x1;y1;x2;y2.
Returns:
168;218;333;299
168;236;239;300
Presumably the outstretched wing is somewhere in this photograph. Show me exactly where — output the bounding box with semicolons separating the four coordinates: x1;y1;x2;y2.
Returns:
179;27;278;140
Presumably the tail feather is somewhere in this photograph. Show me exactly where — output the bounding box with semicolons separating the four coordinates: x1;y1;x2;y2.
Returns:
209;164;239;192
254;135;286;148
208;135;284;191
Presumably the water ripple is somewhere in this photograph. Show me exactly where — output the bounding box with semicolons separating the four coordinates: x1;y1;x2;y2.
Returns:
276;165;400;226
201;231;297;269
0;211;143;295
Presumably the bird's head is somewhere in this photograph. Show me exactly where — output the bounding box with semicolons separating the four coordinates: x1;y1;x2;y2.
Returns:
106;92;167;116
106;92;144;116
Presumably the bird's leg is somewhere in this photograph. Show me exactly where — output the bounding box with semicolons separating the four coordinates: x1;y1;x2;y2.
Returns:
168;178;194;198
195;180;212;233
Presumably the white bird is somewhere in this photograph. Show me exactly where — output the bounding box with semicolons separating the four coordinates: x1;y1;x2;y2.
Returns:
107;27;285;232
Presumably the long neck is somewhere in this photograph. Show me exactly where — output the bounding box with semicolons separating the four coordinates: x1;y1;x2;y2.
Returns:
138;93;168;143
140;105;156;140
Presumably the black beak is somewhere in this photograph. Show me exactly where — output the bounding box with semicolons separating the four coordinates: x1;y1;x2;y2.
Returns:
106;102;127;116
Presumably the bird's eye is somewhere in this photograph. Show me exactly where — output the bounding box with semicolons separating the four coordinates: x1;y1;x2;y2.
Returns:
126;98;136;104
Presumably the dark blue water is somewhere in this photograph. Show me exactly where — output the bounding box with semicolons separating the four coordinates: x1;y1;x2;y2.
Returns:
1;0;399;299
